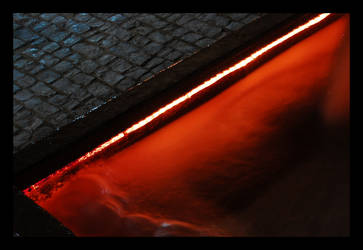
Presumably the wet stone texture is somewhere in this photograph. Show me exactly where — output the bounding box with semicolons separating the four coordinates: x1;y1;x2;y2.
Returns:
13;13;265;153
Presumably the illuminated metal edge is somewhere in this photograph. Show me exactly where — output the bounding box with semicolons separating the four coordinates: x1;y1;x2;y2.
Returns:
23;13;331;202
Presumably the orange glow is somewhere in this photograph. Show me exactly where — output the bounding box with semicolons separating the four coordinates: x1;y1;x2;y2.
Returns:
23;13;331;200
125;14;330;134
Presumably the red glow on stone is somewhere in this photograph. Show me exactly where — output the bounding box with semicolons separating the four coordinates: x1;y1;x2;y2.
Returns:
23;13;331;202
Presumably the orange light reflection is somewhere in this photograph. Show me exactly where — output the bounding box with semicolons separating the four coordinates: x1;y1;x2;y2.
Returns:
23;13;331;200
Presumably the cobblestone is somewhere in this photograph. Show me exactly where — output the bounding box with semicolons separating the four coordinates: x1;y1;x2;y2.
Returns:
98;54;116;66
70;23;90;34
63;69;80;79
52;15;67;26
87;33;105;43
72;43;102;58
13;12;265;153
36;70;60;83
15;75;36;88
148;31;173;44
133;25;152;36
14;130;32;149
130;35;150;47
226;21;245;31
87;81;113;99
170;40;197;55
176;14;195;26
170;27;188;37
71;72;95;86
13;84;21;93
53;60;73;73
42;42;60;53
111;59;132;73
128;51;151;66
31;37;48;46
15;28;39;42
226;13;249;21
109;27;133;41
52;78;74;93
48;112;70;127
108;14;126;23
86;17;105;28
42;26;68;42
13;69;24;81
17;116;43;132
74;13;91;22
121;19;139;29
30;82;56;97
22;47;45;59
116;77;135;91
100;35;118;48
33;101;59;117
79;59;99;74
63;98;80;111
29;64;45;75
125;67;147;80
32;21;49;32
13;54;21;62
23;96;42;109
13;101;23;113
67;53;81;64
53;47;72;58
195;38;215;48
166;50;183;61
14;108;32;121
13;38;25;49
63;35;82;47
101;71;125;86
14;58;30;69
143;42;163;55
109;42;137;56
181;32;203;43
48;94;68;106
14;89;34;102
145;57;164;69
40;13;57;21
70;88;91;102
39;55;60;67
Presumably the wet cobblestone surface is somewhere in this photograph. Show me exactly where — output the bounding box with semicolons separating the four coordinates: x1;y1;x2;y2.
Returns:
13;13;264;153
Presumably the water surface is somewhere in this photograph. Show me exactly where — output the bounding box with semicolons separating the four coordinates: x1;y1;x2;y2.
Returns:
35;15;350;237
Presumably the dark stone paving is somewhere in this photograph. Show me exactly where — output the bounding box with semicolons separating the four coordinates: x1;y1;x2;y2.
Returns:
13;13;265;153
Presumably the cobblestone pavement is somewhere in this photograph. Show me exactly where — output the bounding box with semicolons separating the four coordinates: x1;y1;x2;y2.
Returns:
13;13;265;153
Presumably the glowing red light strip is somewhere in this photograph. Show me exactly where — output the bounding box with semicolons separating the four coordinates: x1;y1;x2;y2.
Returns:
23;13;331;198
124;13;331;133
